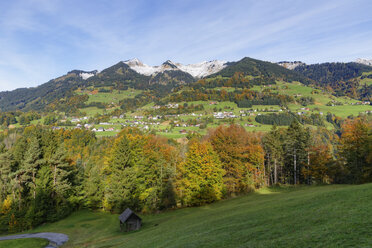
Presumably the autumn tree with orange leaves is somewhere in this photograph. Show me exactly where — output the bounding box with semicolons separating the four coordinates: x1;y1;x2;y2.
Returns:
339;118;372;183
207;124;265;195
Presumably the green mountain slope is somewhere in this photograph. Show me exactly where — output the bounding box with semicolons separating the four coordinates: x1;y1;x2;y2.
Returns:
24;184;372;248
294;62;372;100
209;57;313;84
294;62;372;85
87;62;150;90
0;71;84;111
0;62;197;112
150;70;195;86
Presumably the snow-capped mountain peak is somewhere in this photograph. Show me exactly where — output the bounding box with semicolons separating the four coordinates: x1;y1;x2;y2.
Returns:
177;60;227;78
124;59;157;76
161;60;178;69
355;58;372;66
124;59;227;78
125;58;144;67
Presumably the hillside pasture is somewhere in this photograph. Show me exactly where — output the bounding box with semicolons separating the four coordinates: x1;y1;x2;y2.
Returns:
22;184;372;248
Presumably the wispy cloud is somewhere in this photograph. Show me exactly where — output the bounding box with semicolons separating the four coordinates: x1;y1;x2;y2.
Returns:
0;0;372;90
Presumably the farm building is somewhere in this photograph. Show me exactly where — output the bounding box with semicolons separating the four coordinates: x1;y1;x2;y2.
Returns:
119;208;142;232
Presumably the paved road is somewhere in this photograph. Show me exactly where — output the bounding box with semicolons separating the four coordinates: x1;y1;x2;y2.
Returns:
0;232;68;248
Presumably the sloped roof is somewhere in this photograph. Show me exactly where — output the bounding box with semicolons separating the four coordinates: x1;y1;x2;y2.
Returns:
119;208;141;223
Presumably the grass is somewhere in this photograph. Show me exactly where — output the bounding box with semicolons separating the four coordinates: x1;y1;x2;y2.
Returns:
76;88;142;104
25;183;372;248
80;107;106;116
85;89;142;104
0;238;48;248
306;104;371;118
359;72;372;86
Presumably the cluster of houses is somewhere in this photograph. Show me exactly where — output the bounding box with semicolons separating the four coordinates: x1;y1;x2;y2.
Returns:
213;112;237;119
152;103;179;109
71;116;89;122
92;127;115;132
351;101;370;105
244;123;256;127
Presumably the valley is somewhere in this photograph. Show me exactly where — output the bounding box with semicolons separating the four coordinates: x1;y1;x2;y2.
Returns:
1;2;371;247
0;57;370;139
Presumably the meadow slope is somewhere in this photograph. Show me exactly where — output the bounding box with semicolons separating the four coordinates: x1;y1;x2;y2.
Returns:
12;184;371;248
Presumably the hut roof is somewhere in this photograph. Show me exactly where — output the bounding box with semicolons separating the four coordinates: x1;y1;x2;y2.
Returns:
119;208;141;223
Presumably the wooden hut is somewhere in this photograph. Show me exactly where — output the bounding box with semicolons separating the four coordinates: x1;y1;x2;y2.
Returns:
119;208;142;232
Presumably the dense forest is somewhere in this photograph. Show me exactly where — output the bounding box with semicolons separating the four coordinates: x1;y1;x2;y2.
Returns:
294;62;372;100
0;118;370;233
294;62;372;85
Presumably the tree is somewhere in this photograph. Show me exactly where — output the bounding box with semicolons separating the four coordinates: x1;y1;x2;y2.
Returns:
103;130;146;212
339;118;371;183
283;121;311;184
20;137;43;199
208;124;265;195
178;140;224;206
263;125;283;184
302;145;333;184
0;152;14;201
48;145;72;198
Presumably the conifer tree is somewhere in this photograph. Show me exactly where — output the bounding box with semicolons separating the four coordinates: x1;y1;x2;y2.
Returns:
0;152;14;201
20;137;43;199
283;121;310;184
263;125;283;184
49;145;72;198
104;133;142;212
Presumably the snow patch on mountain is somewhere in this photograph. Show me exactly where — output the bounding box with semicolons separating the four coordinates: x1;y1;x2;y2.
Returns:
355;58;372;66
124;58;158;76
124;58;227;78
277;61;305;70
80;72;96;80
176;60;227;78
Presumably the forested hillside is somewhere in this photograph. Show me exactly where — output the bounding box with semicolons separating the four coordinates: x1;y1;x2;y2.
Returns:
209;57;313;84
0;72;84;112
294;62;372;85
294;62;372;100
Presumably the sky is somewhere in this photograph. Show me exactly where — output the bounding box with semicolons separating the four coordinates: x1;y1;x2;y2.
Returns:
1;0;372;90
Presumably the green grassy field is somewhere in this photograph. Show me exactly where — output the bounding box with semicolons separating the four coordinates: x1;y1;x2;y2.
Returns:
359;72;372;86
0;238;48;248
85;89;142;104
22;184;372;248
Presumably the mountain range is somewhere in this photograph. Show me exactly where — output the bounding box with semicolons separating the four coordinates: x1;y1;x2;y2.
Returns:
0;56;371;112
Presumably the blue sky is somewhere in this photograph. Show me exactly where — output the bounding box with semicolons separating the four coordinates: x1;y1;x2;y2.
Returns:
1;0;372;90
